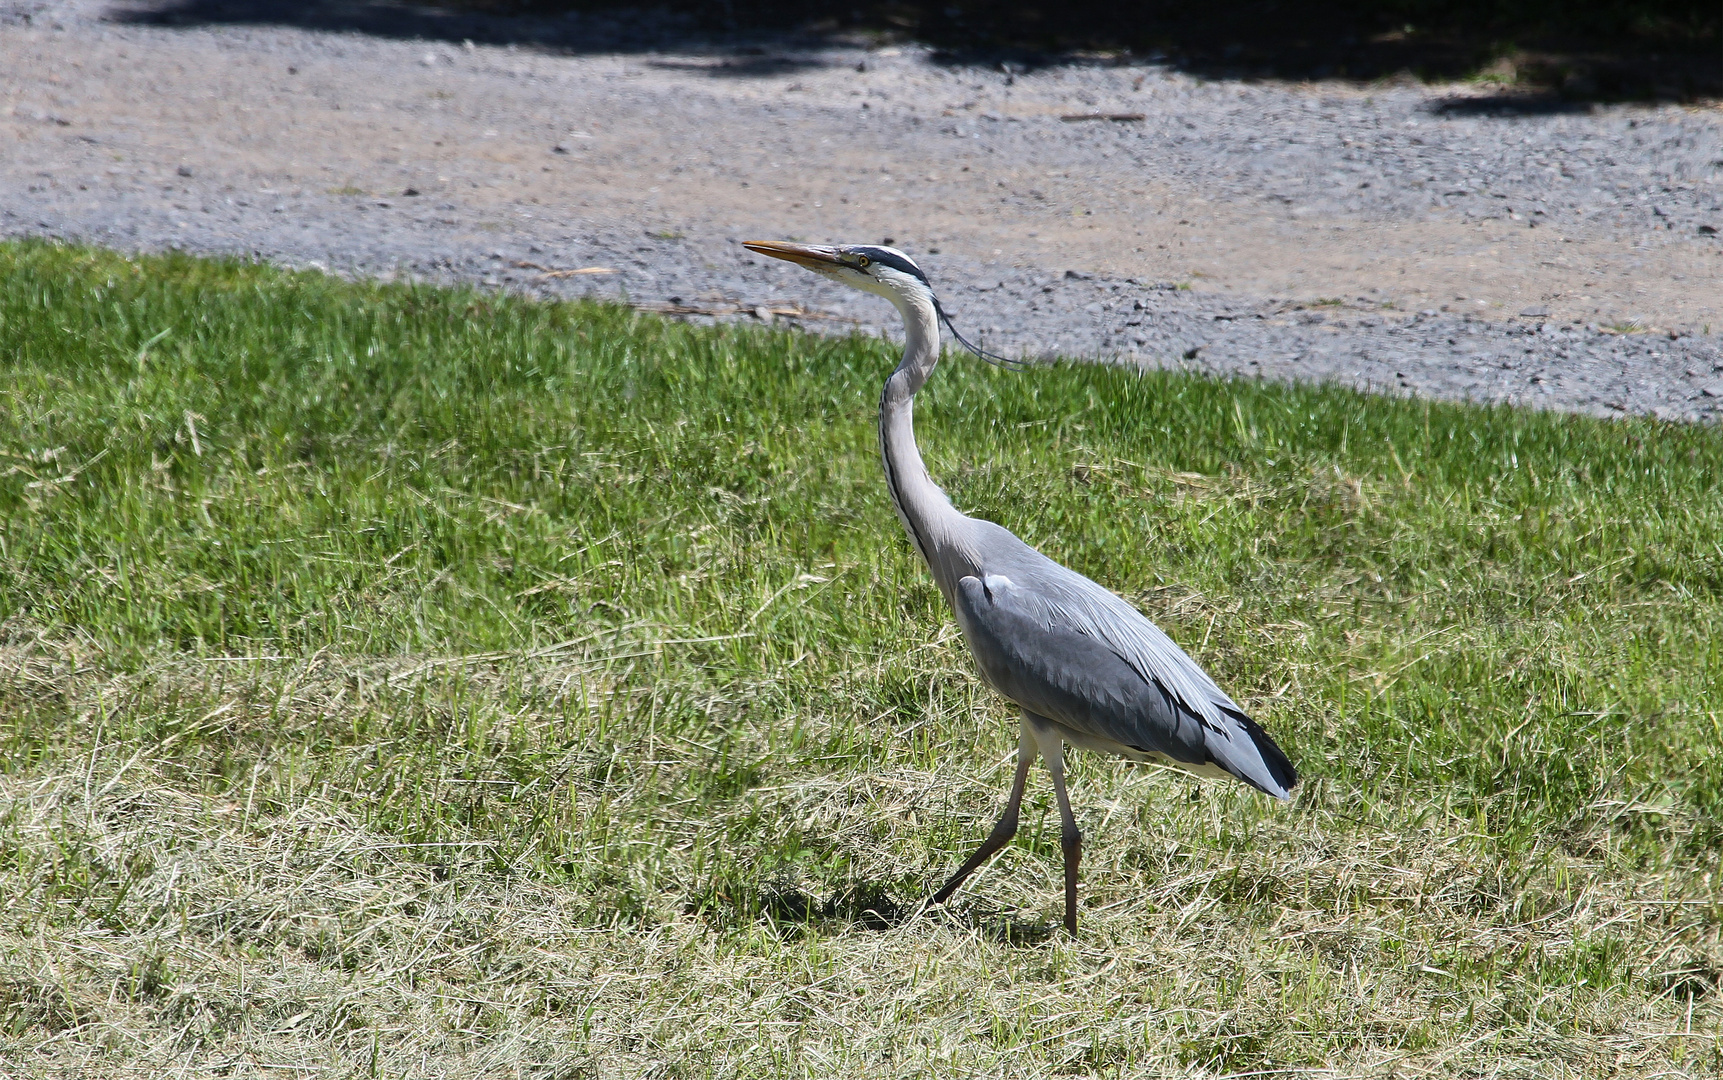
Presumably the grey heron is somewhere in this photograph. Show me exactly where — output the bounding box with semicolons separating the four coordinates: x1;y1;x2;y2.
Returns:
744;240;1298;935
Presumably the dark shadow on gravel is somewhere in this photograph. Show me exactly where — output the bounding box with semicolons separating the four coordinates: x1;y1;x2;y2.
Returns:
109;0;847;64
646;55;827;77
110;0;1720;103
109;0;709;52
1426;93;1599;116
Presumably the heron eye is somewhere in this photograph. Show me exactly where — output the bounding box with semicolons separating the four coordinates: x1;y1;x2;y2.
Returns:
855;255;871;268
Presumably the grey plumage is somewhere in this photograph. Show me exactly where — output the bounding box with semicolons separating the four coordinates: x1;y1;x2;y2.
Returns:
744;240;1297;933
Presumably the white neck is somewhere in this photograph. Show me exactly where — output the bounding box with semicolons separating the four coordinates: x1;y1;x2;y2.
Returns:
877;290;973;595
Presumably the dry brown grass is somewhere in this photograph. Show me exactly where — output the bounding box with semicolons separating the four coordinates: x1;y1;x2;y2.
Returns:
3;639;1719;1078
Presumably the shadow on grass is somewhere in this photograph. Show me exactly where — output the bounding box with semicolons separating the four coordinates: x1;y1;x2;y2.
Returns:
107;0;1721;103
759;881;909;932
701;880;1057;943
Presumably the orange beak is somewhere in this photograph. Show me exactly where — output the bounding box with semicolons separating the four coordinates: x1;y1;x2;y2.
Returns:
742;240;845;268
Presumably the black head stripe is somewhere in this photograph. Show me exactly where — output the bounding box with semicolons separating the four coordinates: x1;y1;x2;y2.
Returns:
844;243;1027;370
849;246;929;285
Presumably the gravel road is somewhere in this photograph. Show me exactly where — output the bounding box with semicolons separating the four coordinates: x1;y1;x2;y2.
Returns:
5;0;1722;421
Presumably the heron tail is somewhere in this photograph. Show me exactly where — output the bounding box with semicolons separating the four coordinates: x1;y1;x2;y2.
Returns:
1218;706;1299;800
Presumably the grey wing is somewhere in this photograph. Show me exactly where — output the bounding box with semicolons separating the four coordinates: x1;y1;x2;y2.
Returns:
951;563;1297;799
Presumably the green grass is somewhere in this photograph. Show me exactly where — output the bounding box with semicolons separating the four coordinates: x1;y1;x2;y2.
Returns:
2;239;1720;1077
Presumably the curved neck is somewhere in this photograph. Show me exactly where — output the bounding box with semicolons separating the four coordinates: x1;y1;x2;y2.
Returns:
878;292;969;590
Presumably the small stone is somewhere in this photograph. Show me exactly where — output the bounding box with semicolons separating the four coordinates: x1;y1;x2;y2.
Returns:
1065;269;1093;280
1699;224;1718;235
177;165;193;177
1700;382;1723;398
402;187;420;197
1519;305;1550;317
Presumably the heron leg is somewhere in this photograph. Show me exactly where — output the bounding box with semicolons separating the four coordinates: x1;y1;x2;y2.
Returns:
928;716;1038;908
1028;717;1081;935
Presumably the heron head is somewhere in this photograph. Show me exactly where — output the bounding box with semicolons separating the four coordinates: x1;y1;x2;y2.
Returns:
743;241;933;306
743;240;1028;369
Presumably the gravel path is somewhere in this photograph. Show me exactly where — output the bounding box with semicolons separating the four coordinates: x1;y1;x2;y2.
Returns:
5;0;1722;421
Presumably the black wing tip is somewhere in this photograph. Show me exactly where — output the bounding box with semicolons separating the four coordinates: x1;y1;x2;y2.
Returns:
1225;707;1299;799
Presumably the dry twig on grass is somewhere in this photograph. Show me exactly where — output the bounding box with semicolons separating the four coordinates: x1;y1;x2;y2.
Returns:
512;261;619;278
631;301;855;323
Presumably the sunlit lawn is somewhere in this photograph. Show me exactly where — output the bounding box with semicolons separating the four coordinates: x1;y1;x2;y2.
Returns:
2;240;1720;1077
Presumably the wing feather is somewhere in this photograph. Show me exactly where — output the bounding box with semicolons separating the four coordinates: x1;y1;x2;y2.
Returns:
950;524;1297;798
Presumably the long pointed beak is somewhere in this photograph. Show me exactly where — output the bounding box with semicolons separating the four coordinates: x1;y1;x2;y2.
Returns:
743;240;844;268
